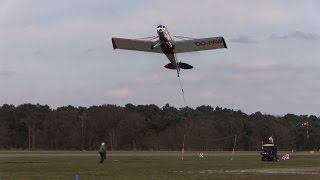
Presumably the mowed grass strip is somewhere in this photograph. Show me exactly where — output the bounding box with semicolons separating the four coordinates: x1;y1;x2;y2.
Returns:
0;151;319;180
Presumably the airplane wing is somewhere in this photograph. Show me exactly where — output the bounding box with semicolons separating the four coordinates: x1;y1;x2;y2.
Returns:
174;37;227;53
112;37;162;53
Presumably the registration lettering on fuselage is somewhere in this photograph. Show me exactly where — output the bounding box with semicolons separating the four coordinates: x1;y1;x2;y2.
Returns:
194;39;223;46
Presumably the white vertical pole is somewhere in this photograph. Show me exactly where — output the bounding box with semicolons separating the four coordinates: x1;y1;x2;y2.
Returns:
231;135;237;160
182;134;186;160
182;117;187;160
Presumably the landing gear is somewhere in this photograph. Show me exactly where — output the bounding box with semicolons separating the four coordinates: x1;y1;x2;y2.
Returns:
151;41;161;50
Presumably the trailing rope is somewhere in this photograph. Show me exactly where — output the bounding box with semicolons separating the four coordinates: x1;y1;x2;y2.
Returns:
178;75;188;107
177;60;189;160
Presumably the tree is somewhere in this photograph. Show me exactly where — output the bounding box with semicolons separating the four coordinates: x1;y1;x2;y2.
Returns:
0;104;16;148
16;104;50;150
117;111;145;150
0;103;319;151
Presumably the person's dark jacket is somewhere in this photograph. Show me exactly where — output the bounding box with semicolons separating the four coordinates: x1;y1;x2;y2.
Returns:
99;145;106;154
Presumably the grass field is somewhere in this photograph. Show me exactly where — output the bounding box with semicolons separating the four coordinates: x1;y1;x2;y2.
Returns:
0;151;319;180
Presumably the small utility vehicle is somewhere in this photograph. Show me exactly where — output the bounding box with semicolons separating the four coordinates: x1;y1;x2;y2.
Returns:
261;144;279;161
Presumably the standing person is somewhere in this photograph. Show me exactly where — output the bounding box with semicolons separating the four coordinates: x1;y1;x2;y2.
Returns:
99;142;107;163
268;135;274;144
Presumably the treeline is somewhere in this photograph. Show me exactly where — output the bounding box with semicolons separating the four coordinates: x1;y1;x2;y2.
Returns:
0;103;319;151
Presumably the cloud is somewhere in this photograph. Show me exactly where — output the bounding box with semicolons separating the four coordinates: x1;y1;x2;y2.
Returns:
83;45;105;54
234;60;277;71
105;87;130;98
269;34;288;40
290;31;320;41
1;0;320;115
215;60;278;72
134;73;164;85
0;70;14;77
215;60;320;74
207;60;320;89
199;90;215;99
181;72;203;82
0;18;111;45
230;35;257;44
269;31;320;41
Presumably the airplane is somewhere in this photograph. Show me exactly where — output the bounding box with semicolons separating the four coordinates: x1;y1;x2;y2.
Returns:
112;25;227;77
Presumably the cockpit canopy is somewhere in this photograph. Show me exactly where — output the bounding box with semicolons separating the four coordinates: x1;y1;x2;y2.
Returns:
157;25;166;32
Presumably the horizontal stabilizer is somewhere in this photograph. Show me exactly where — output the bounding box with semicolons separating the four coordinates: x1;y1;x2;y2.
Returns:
164;62;193;70
178;62;193;69
164;63;176;69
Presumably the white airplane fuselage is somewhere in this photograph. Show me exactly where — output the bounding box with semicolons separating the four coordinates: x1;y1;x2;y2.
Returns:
156;25;179;73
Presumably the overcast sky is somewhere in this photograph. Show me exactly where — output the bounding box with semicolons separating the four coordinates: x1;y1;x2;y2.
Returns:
1;0;320;115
